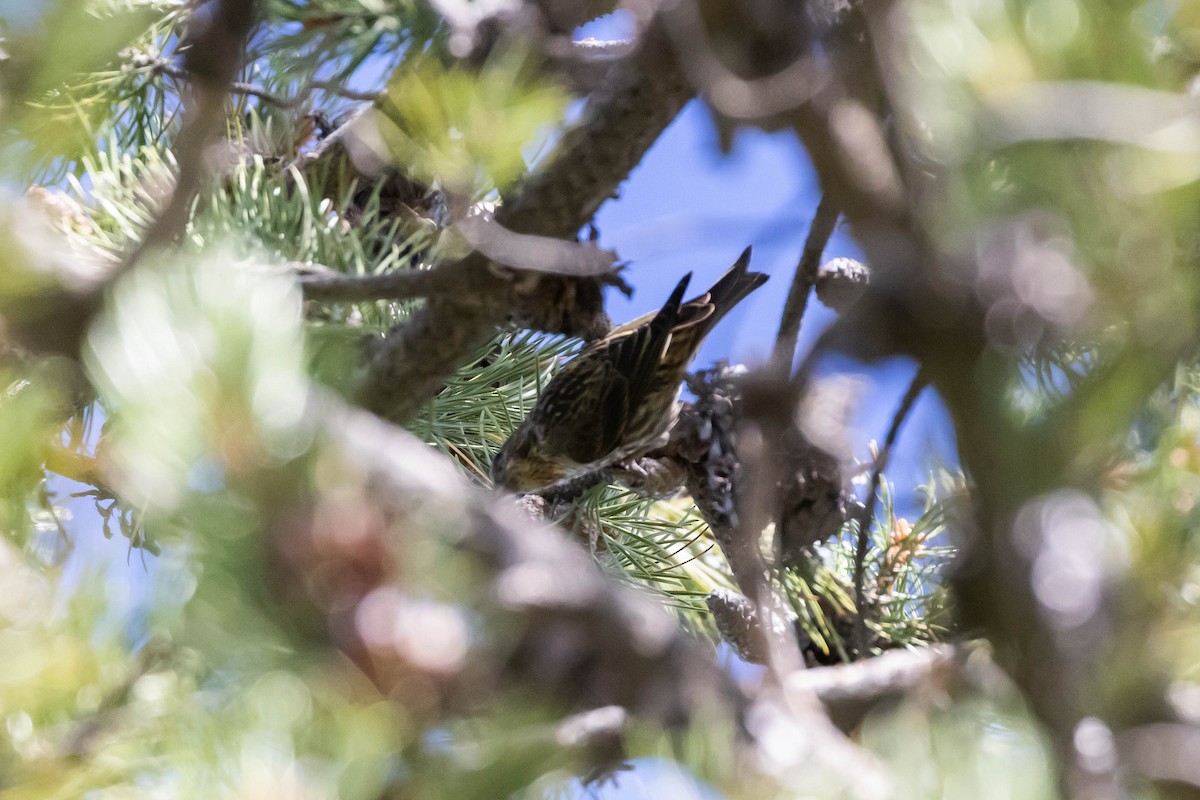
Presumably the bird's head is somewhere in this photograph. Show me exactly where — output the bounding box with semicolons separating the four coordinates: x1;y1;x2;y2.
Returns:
490;425;570;493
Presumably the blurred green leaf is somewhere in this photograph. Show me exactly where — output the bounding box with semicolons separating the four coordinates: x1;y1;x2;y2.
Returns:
376;49;567;191
84;253;311;511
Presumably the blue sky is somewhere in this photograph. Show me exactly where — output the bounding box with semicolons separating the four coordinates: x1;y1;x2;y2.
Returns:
591;97;959;514
574;14;958;522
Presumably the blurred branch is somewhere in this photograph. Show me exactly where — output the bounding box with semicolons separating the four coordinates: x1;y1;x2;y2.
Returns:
264;390;899;795
982;81;1200;152
123;0;259;264
1119;723;1200;792
452;215;620;276
298;392;745;724
771;194;840;374
790;644;956;733
660;0;827;120
737;376;812;678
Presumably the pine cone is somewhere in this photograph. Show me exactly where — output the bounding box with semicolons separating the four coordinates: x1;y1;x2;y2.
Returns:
815;257;870;312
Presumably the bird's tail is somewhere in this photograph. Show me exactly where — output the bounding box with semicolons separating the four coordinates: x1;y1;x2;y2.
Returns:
705;246;768;326
673;246;767;338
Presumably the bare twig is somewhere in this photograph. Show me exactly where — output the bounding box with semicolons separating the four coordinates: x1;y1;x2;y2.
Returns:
771;194;840;374
660;0;827;121
131;53;381;107
852;368;926;659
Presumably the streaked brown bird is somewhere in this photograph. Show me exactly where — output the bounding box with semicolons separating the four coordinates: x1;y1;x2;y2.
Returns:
492;247;767;493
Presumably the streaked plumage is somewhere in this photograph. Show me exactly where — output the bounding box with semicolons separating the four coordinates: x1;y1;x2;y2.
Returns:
491;247;767;493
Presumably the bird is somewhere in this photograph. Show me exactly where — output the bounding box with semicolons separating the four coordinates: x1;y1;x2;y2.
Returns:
491;247;767;493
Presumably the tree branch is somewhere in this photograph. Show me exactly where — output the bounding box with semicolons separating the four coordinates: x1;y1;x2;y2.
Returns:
790;644;956;733
298;262;460;304
492;26;691;239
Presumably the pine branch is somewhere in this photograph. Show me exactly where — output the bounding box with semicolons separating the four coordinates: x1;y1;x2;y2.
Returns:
852;368;926;658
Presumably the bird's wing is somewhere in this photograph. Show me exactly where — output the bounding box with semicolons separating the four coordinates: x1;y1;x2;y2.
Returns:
533;356;630;464
537;274;691;465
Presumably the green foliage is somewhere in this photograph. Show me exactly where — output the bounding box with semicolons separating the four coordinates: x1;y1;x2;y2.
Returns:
377;49;568;191
84;252;311;511
583;488;730;618
410;331;577;483
0;535;408;799
0;368;68;547
73;134;432;280
782;475;958;662
862;677;1059;800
